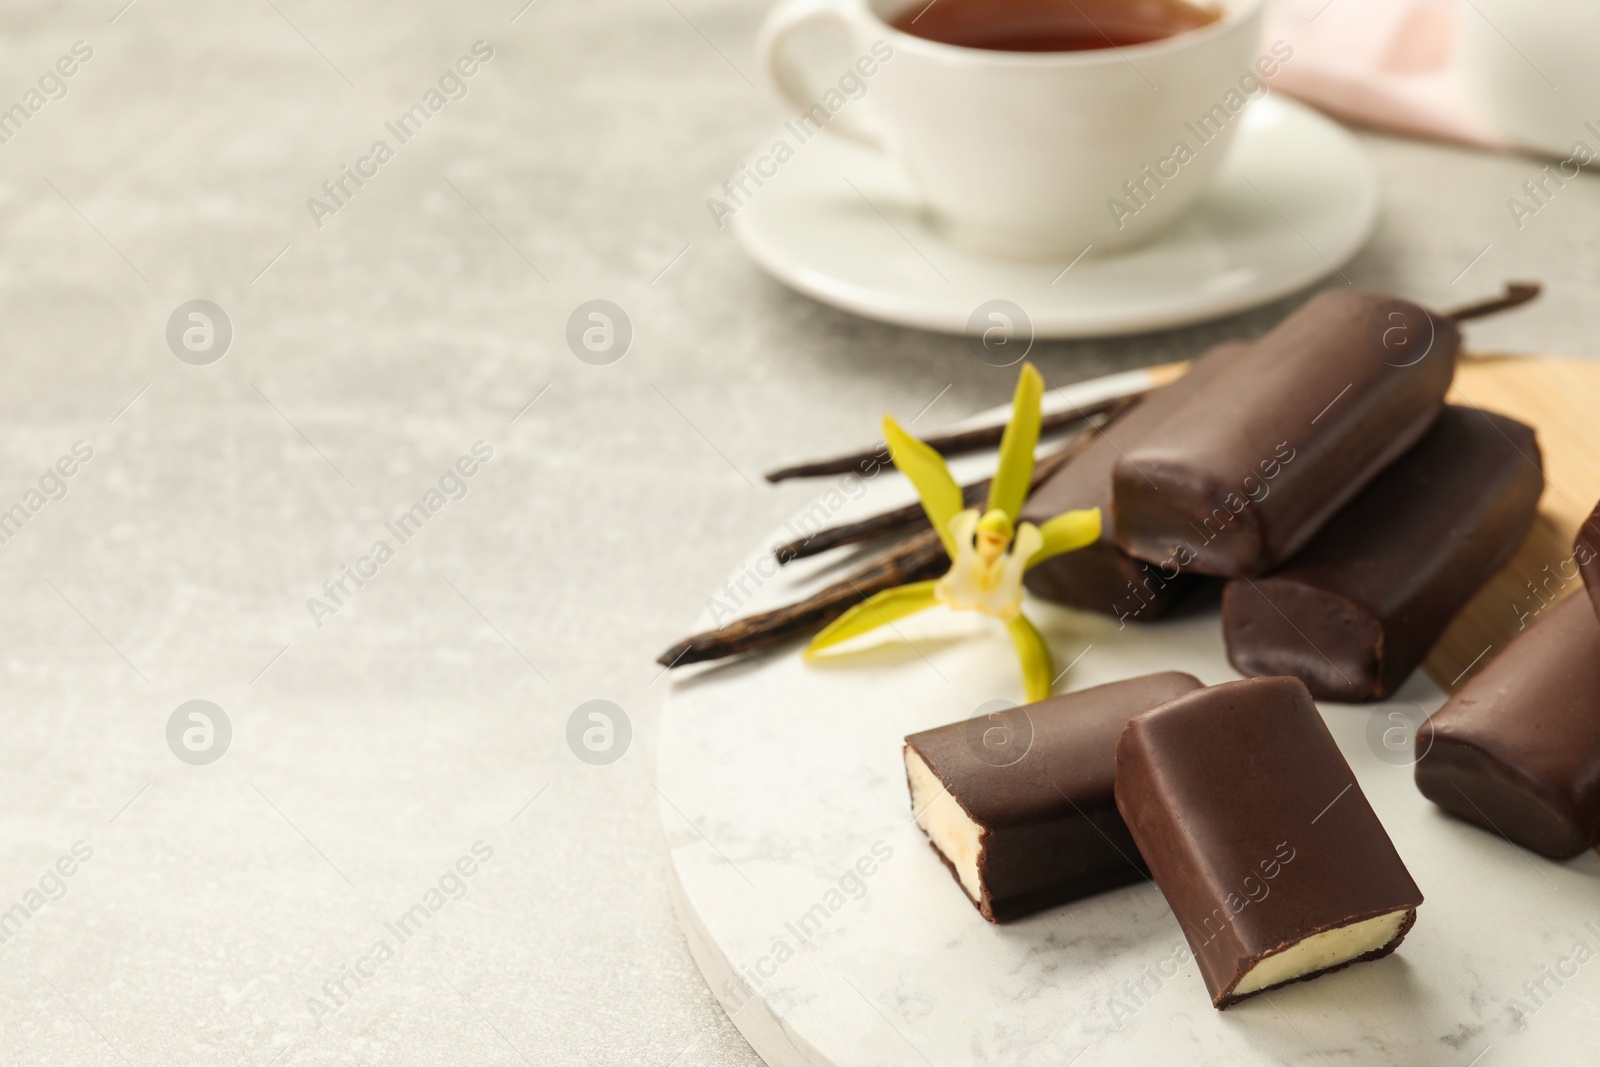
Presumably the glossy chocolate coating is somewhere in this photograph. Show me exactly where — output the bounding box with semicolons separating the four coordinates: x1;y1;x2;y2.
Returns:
904;671;1202;922
1113;289;1459;577
1222;406;1543;701
1576;499;1600;621
1415;593;1600;858
1021;344;1243;622
1116;676;1423;1008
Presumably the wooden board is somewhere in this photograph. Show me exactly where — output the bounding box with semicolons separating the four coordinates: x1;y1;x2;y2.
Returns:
1425;354;1600;690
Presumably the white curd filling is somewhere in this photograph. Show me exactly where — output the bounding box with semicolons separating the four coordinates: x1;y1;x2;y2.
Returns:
1233;909;1409;996
905;748;984;903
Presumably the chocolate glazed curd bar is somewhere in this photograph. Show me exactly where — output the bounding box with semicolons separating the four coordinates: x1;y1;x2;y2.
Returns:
1115;677;1422;1008
903;672;1202;922
1222;406;1544;701
1112;289;1460;577
1021;344;1243;623
1415;593;1600;858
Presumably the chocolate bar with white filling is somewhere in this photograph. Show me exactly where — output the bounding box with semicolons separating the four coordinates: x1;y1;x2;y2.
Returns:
1115;676;1423;1008
903;672;1202;922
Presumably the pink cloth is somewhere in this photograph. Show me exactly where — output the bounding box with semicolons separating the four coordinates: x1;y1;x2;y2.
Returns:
1263;0;1505;149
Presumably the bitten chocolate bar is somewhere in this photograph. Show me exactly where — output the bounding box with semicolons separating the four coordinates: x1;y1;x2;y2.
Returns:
1415;593;1600;858
1112;289;1459;577
903;672;1202;922
1116;676;1423;1008
1021;345;1242;623
1222;406;1543;701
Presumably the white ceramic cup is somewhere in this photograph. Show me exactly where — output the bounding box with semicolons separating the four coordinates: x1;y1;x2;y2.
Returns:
757;0;1267;260
1460;0;1600;158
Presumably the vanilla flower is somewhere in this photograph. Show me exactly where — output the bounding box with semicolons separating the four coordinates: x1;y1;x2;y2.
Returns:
805;363;1100;702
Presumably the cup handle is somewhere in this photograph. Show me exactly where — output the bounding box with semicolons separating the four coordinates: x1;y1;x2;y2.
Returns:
756;0;885;150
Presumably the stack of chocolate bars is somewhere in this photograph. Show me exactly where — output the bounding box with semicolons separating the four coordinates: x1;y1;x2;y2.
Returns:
1023;287;1545;702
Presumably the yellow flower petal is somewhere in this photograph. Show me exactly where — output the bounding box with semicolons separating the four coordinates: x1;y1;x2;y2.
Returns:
804;580;940;659
1027;508;1103;569
1006;613;1053;702
883;414;964;559
987;362;1044;521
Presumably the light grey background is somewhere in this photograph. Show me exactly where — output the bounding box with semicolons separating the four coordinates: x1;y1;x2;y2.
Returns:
0;1;1594;1064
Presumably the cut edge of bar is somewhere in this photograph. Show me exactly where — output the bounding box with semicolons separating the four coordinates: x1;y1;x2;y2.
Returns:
904;746;986;911
1218;907;1418;1008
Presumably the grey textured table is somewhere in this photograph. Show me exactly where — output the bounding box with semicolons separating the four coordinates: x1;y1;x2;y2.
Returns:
0;2;1595;1065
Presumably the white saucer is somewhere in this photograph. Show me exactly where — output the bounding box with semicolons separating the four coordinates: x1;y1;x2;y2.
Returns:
731;95;1377;338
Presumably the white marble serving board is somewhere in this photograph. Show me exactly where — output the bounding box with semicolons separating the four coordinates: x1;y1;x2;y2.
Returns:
657;377;1600;1067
